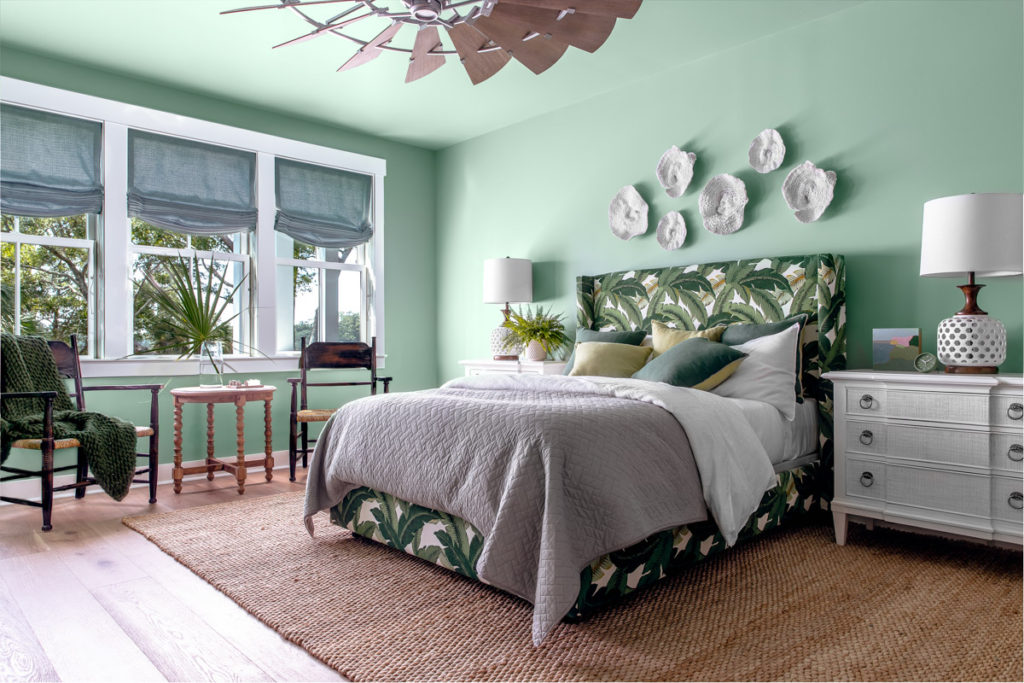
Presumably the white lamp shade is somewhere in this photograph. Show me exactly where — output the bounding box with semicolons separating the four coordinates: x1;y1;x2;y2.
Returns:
920;193;1023;277
483;257;533;304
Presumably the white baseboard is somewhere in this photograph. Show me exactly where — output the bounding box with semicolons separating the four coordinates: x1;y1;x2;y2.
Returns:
0;449;296;504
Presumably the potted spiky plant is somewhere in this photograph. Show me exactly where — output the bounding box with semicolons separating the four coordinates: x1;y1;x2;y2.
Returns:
138;253;250;386
501;305;570;361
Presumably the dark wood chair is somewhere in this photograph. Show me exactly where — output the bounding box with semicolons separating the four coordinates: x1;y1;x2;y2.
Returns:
0;334;161;531
287;336;391;481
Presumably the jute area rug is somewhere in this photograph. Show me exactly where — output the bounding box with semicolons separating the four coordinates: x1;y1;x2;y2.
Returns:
123;491;1022;682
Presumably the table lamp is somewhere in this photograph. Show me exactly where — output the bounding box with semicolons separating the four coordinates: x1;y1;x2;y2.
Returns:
920;193;1023;373
483;257;533;360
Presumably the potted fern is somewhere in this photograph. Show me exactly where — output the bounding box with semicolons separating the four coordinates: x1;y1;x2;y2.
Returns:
501;305;570;362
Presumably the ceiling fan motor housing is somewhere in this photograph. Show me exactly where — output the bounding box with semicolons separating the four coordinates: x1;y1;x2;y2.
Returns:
407;0;443;22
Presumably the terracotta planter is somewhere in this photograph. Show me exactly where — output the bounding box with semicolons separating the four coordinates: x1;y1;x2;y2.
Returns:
524;340;547;362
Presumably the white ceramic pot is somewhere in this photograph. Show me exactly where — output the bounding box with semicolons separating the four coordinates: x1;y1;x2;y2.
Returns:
524;340;547;362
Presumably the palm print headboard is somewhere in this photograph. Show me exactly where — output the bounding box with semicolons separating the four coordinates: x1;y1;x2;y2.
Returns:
576;253;846;498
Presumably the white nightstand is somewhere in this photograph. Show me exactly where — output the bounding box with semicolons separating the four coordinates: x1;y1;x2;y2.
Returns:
459;359;567;377
825;370;1023;547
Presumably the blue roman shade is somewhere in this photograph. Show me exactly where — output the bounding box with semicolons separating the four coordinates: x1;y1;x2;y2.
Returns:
274;158;373;248
127;130;257;234
0;104;103;217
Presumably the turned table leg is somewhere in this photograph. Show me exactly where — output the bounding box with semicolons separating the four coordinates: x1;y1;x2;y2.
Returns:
206;402;216;480
264;398;274;482
173;398;184;494
235;397;246;495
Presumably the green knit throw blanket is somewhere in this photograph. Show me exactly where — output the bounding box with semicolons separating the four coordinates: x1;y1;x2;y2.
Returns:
1;334;137;501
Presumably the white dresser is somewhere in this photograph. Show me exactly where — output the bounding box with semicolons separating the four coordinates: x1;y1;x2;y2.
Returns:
459;359;567;377
825;370;1023;547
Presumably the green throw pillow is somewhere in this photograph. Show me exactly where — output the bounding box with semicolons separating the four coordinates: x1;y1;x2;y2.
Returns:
568;341;653;378
632;338;747;390
563;328;647;375
721;314;808;399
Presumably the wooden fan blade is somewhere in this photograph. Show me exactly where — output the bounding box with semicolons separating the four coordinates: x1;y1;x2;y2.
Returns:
471;15;569;75
221;0;358;15
273;11;372;49
338;22;403;72
489;3;616;53
496;0;642;20
406;26;446;83
446;23;511;85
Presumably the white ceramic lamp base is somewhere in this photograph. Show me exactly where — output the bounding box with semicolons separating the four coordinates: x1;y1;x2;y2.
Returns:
936;314;1006;373
490;326;521;361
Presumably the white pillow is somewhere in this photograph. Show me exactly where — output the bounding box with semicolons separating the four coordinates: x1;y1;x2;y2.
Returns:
711;322;800;420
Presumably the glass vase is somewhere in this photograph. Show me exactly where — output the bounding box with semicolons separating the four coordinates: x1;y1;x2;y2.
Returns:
198;340;224;387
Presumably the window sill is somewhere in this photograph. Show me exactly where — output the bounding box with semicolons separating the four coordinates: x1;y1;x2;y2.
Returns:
80;354;387;379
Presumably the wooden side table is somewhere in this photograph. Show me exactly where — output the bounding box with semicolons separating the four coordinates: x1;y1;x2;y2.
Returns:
171;385;277;495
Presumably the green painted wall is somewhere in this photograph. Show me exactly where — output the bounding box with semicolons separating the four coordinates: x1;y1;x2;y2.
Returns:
436;0;1024;381
1;47;439;469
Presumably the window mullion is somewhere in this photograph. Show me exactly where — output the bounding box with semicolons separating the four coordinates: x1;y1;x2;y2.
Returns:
254;153;277;357
101;122;131;359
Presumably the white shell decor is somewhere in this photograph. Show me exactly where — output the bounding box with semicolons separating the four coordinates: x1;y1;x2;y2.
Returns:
699;174;748;235
748;128;786;174
608;185;649;240
656;211;687;251
656;146;697;198
782;160;837;222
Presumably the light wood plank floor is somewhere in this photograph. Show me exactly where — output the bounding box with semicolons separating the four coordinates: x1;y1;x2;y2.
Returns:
0;470;342;682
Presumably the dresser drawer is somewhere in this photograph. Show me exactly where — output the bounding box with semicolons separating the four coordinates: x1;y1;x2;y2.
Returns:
886;390;988;425
846;421;885;456
885;464;990;518
845;457;884;501
991;394;1024;430
991;476;1024;524
846;386;885;417
991;432;1024;475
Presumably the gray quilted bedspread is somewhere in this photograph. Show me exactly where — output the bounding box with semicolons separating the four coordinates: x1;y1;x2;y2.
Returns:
303;376;706;644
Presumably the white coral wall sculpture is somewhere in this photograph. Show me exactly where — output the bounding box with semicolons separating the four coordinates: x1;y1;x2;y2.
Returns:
782;161;837;222
699;174;748;235
656;146;697;198
656;211;687;250
748;128;786;173
608;185;649;240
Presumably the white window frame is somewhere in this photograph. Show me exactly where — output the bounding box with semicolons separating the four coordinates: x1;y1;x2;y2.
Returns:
1;77;387;378
274;240;368;353
1;216;97;351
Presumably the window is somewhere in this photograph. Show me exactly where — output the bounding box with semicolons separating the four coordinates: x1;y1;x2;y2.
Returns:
0;77;387;376
275;236;371;352
130;219;250;355
1;214;96;353
0;103;102;353
273;158;375;352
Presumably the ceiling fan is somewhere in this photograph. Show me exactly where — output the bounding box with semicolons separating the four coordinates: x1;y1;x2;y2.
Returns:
222;0;643;84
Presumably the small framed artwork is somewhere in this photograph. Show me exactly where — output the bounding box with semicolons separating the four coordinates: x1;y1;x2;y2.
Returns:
872;328;922;371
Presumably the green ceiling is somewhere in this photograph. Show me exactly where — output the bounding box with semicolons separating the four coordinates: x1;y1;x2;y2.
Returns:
0;0;863;150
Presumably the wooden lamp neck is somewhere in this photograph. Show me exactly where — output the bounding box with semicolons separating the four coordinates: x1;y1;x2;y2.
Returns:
956;271;987;316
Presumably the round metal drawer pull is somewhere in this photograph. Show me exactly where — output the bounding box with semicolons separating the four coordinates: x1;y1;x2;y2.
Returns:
1008;403;1023;421
1009;492;1023;510
860;472;874;487
1009;444;1024;462
859;430;874;446
859;394;874;410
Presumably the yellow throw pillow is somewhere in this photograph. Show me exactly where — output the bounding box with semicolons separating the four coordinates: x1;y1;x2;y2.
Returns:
651;321;726;357
568;341;653;378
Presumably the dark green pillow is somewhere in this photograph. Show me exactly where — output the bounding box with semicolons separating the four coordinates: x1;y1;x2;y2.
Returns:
721;314;808;399
632;338;747;390
563;328;647;375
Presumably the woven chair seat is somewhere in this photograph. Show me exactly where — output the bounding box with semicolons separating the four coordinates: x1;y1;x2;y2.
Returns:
11;425;154;450
296;408;335;423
